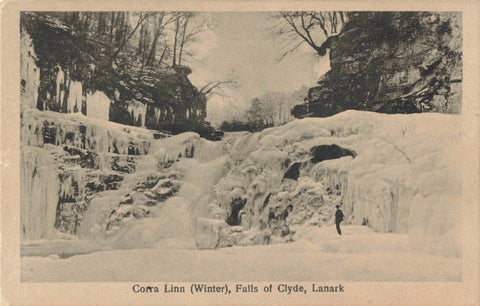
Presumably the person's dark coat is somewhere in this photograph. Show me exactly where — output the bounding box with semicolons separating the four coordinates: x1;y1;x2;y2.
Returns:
335;208;344;235
335;209;344;223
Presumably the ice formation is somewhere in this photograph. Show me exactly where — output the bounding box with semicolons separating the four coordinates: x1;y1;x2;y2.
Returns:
86;91;111;121
55;65;65;107
128;101;148;127
204;111;462;257
20;31;40;110
66;81;83;113
20;107;461;258
21;147;60;240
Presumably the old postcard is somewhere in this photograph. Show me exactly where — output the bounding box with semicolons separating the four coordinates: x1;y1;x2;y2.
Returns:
1;0;479;305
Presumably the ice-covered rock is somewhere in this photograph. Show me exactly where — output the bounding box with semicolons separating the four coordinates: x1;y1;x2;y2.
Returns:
209;111;461;257
86;91;111;121
20;109;161;240
20;31;40;110
20;109;461;258
21;108;154;155
21;147;60;240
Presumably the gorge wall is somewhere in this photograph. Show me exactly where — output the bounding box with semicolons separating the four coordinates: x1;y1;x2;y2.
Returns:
292;12;462;118
21;12;217;139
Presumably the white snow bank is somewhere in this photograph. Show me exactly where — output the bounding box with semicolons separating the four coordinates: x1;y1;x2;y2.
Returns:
21;225;460;282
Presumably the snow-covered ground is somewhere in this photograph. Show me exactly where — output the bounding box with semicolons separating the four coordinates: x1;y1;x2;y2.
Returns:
21;225;460;282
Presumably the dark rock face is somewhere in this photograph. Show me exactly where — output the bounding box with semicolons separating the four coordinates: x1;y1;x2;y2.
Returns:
293;12;462;118
226;197;247;226
283;162;302;181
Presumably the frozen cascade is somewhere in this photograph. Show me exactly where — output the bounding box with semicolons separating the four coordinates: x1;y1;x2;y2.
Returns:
86;91;111;121
20;109;158;247
21;110;461;258
109;157;229;249
20;30;40;110
205;112;462;257
21;147;60;240
78;133;232;249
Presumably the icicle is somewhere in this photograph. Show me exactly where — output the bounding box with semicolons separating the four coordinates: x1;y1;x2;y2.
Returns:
127;101;147;127
67;81;83;113
88;63;95;75
59;169;86;202
55;65;65;108
154;108;162;125
114;88;120;100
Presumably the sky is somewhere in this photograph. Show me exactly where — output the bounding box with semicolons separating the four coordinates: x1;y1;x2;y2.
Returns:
187;12;331;126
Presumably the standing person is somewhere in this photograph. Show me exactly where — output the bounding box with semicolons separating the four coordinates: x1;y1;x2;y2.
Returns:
335;205;344;235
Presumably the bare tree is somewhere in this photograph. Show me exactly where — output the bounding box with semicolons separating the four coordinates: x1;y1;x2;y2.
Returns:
145;12;177;66
111;12;152;62
171;12;207;66
272;11;349;60
199;79;238;97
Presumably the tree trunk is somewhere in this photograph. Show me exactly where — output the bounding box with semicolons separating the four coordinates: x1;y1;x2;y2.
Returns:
178;17;189;65
159;45;168;65
172;17;180;66
109;12;116;42
111;13;148;62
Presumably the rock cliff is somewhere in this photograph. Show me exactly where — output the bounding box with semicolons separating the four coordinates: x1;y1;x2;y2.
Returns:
292;12;462;118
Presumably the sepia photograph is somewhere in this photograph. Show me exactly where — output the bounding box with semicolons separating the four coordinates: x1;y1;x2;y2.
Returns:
2;1;479;304
19;9;464;282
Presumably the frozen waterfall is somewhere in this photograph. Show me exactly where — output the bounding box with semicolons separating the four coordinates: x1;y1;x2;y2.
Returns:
21;148;60;240
20;110;462;258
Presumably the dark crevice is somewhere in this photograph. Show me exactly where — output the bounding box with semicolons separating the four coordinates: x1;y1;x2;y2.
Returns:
310;144;356;163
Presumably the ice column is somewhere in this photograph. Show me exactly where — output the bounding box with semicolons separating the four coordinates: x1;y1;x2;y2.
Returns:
55;65;65;108
21;148;60;240
86;90;111;121
67;81;83;113
128;101;147;127
20;31;40;109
